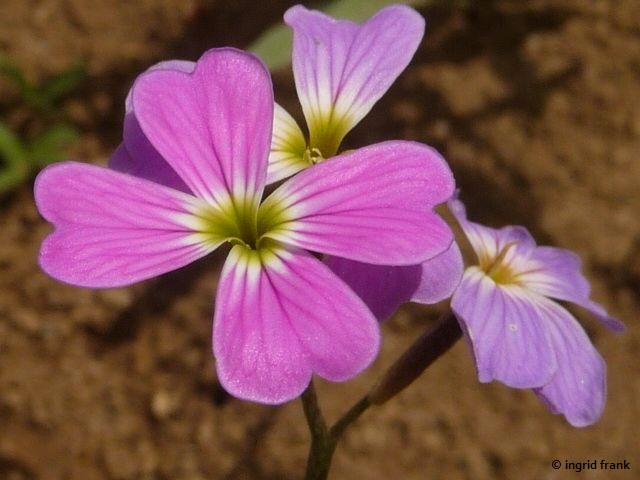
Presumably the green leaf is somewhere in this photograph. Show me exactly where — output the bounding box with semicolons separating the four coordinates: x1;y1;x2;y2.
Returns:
40;64;86;107
248;0;427;71
0;122;29;192
28;124;78;168
0;121;28;168
0;58;85;112
0;55;29;93
0;166;29;193
324;0;426;20
0;54;42;107
248;24;293;72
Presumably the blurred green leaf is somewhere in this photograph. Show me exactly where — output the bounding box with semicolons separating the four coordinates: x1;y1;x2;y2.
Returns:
0;166;29;193
0;55;30;93
249;0;428;70
325;0;426;20
0;56;85;112
0;121;29;193
0;57;83;192
40;64;86;108
28;124;78;167
249;24;293;72
0;122;77;193
0;121;28;167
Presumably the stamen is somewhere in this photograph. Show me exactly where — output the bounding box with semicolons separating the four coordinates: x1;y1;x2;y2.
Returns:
484;241;518;284
303;147;324;165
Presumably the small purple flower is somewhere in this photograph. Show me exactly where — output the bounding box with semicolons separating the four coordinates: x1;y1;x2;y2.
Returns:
448;198;624;426
269;4;426;183
35;48;456;404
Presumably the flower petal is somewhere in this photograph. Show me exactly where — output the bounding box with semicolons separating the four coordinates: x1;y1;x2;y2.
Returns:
451;267;557;388
260;141;455;265
411;240;464;305
325;241;463;321
533;298;607;427
285;4;424;156
109;60;195;191
124;60;196;113
213;244;380;404
267;103;309;184
448;197;536;268
324;257;421;321
109;113;190;193
132;48;273;208
35;162;221;288
518;246;625;332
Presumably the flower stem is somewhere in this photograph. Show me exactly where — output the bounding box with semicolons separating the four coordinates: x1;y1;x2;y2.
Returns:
369;310;462;404
302;381;335;480
329;394;370;440
302;384;371;480
301;309;462;479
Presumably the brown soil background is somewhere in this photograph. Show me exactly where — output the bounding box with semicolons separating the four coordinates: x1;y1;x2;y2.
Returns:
1;1;639;479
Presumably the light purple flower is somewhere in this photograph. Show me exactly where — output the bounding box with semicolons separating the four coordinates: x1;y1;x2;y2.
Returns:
35;48;456;404
269;4;426;183
448;198;624;426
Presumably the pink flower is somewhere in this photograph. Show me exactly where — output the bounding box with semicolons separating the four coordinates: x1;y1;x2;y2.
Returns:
35;48;455;403
449;198;624;426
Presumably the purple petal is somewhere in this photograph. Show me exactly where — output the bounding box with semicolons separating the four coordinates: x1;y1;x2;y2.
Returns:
285;4;424;154
411;240;464;304
448;197;536;267
213;244;380;404
324;257;422;321
109;113;190;193
450;197;624;332
267;103;309;184
519;246;625;332
533;298;607;427
260;141;455;265
451;268;557;388
325;241;463;321
133;48;273;207
35;162;219;288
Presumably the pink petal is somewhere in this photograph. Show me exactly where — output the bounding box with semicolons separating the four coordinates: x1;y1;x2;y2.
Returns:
123;60;196;113
285;5;424;154
533;298;607;427
35;162;220;288
260;141;455;265
451;268;557;388
110;60;195;191
132;48;273;207
325;241;463;321
267;103;309;184
213;244;380;404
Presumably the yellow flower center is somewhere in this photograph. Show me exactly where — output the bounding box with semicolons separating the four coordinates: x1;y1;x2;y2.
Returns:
480;242;520;285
